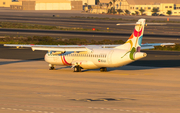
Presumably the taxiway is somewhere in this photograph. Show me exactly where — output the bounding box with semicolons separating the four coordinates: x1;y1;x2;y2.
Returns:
0;59;180;113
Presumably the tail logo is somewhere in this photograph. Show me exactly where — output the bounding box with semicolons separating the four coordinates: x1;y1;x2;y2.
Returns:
121;25;144;60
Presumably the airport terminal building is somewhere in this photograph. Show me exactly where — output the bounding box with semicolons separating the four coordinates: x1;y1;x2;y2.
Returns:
92;0;180;16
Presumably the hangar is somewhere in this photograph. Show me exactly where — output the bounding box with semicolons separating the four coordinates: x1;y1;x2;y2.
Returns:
0;0;13;7
3;0;83;10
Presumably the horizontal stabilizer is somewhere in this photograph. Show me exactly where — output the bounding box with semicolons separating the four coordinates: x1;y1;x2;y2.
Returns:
116;23;166;26
116;23;138;26
141;46;154;50
145;23;167;26
141;43;175;50
142;43;175;46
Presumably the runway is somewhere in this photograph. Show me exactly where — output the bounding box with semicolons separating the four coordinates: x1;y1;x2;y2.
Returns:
0;59;180;113
0;28;180;43
0;8;180;43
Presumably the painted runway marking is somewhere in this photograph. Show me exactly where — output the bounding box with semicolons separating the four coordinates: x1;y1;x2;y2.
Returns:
88;107;156;113
0;107;55;113
0;105;156;113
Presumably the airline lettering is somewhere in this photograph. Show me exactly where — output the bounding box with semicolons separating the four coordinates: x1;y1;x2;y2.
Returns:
98;59;106;63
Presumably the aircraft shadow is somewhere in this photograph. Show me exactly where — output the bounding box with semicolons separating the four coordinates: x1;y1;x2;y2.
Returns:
83;60;180;72
0;58;44;66
129;60;180;67
1;59;180;71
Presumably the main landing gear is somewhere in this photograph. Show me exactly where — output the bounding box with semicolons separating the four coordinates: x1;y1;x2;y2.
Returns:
74;66;81;72
49;64;55;70
100;67;107;72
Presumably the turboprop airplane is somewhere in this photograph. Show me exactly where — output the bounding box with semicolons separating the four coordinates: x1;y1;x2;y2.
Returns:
4;19;174;72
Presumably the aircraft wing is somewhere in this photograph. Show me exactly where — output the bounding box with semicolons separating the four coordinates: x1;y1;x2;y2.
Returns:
31;46;91;52
4;44;93;52
4;44;119;50
4;43;175;51
141;43;175;50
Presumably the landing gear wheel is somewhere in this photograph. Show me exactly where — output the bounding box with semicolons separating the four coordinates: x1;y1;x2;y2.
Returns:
49;64;55;70
74;66;81;72
49;66;55;70
100;67;107;72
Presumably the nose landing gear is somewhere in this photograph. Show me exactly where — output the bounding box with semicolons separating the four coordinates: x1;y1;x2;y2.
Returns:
49;64;55;70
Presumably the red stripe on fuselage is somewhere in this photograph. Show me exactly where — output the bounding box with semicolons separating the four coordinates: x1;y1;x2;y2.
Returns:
63;56;71;65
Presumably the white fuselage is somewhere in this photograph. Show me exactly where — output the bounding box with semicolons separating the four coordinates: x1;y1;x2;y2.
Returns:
44;48;146;69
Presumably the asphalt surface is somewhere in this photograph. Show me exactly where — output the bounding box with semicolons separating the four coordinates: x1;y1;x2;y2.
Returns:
1;28;180;43
1;15;180;35
0;59;180;113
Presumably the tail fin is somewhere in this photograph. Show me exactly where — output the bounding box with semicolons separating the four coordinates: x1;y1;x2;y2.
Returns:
116;19;146;52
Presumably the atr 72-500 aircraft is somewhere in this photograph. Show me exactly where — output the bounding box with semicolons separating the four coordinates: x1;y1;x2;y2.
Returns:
4;19;174;72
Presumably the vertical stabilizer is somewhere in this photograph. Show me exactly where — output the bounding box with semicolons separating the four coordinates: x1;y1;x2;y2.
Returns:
116;19;146;52
115;19;146;60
